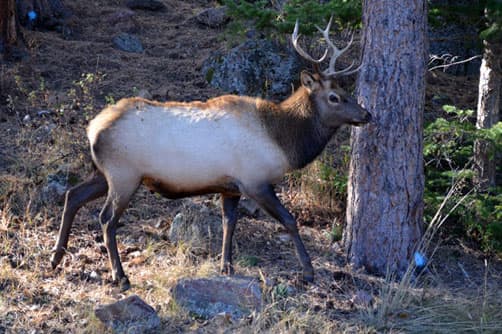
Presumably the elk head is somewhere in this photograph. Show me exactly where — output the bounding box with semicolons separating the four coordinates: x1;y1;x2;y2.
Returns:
292;16;371;127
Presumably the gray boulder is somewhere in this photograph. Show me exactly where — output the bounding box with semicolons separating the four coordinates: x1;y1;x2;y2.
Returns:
202;39;304;100
41;172;70;204
196;6;229;28
113;33;144;53
171;276;262;319
94;295;160;334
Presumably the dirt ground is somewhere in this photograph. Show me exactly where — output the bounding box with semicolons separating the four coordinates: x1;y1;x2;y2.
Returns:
0;0;501;333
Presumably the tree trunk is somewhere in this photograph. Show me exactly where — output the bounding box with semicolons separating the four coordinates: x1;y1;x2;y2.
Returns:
0;0;22;59
343;0;427;276
473;40;501;191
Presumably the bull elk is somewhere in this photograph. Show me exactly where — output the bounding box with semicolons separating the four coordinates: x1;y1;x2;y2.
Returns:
51;17;371;291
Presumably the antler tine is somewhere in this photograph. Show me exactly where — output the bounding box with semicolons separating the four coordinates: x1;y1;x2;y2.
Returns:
332;61;363;76
292;20;329;65
316;16;359;77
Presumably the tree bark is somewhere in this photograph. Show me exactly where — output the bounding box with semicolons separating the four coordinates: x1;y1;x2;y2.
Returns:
473;40;501;191
343;0;427;276
0;0;22;59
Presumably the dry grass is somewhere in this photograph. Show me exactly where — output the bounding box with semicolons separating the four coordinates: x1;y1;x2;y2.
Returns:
1;170;501;332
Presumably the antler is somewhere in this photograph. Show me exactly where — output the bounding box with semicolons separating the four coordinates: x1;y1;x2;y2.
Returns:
292;20;329;65
292;16;361;77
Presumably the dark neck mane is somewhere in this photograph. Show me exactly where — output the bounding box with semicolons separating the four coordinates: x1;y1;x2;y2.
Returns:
257;87;337;170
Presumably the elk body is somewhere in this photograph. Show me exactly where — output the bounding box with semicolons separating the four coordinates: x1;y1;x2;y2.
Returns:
51;18;371;291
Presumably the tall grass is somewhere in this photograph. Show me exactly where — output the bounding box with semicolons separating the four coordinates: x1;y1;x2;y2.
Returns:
359;177;502;332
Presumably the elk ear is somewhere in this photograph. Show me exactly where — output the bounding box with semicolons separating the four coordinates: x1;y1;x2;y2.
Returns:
300;71;318;91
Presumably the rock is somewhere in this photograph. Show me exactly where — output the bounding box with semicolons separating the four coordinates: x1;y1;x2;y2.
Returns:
112;33;144;53
171;276;262;319
94;295;160;334
126;0;166;11
202;39;304;100
37;110;52;117
196;6;229;28
277;233;291;243
168;205;222;255
239;198;260;216
41;172;69;204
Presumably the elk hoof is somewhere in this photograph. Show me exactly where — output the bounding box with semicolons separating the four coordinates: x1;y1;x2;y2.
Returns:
302;270;314;283
50;249;65;269
221;263;234;275
117;276;131;291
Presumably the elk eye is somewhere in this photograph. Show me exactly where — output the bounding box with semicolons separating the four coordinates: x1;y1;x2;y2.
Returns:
329;94;340;104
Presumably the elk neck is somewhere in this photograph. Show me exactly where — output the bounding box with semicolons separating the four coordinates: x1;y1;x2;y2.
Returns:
257;87;336;170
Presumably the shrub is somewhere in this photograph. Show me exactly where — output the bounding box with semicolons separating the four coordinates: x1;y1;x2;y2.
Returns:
424;105;502;253
222;0;362;39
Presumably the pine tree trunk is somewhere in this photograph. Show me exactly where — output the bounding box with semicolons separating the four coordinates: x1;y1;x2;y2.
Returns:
474;40;501;191
0;0;22;59
343;0;427;276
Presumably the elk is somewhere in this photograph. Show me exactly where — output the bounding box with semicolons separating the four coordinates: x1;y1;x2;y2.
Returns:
51;17;371;291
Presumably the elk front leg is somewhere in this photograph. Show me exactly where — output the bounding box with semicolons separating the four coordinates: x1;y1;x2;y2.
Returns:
246;184;314;282
220;194;240;275
51;172;108;269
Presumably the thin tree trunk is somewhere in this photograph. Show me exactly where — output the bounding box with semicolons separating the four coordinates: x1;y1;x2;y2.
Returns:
343;0;427;276
0;0;22;59
474;40;501;191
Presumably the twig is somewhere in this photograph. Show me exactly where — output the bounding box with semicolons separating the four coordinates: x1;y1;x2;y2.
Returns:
428;54;482;72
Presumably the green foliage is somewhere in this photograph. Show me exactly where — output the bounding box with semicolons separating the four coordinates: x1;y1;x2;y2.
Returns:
330;223;343;242
424;105;502;253
427;0;502;42
238;255;260;267
272;283;290;299
205;67;215;84
104;94;115;106
222;0;362;39
480;0;502;42
68;72;107;120
318;159;348;200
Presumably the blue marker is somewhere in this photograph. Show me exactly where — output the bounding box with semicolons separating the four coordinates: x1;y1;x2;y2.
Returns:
28;10;37;21
414;251;427;268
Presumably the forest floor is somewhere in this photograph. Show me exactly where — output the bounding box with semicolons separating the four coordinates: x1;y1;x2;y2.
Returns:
0;0;501;333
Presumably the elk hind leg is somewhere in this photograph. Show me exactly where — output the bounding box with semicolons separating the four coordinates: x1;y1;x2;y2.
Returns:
51;172;108;269
99;179;139;291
